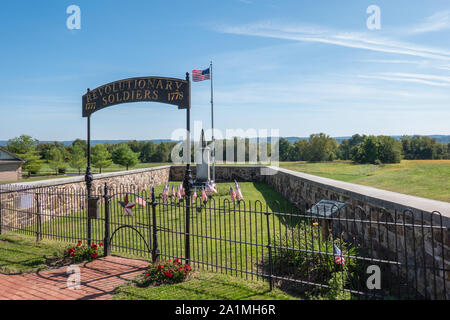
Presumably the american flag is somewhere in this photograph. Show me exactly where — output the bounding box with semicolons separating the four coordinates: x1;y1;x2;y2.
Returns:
201;187;208;203
171;185;176;199
333;244;346;266
230;186;237;202
205;181;217;194
134;194;147;207
234;181;243;200
176;186;182;200
180;183;185;197
192;68;210;82
192;187;197;203
162;184;169;202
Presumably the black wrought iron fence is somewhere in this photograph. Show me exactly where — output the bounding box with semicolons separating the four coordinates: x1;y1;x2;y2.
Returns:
0;183;447;300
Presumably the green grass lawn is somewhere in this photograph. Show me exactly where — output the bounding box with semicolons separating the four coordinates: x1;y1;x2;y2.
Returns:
0;233;66;274
19;182;298;271
0;233;299;300
113;271;299;300
280;160;450;202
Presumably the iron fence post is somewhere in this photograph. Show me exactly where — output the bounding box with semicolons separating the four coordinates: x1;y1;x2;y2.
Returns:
0;198;2;235
151;187;160;263
35;193;41;242
103;184;111;256
265;211;274;291
183;71;193;266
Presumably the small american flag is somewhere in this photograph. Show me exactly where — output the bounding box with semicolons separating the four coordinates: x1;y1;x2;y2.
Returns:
171;185;176;199
333;244;346;266
180;183;185;197
176;186;182;200
134;194;147;207
234;180;243;200
162;184;169;202
192;187;197;203
205;181;217;194
230;186;237;202
192;68;210;82
201;187;208;203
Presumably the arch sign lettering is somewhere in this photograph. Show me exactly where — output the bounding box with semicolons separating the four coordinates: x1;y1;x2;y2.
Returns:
82;76;190;117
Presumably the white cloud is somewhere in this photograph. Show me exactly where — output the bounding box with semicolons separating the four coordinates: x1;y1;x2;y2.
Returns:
411;10;450;34
358;72;450;88
218;21;450;61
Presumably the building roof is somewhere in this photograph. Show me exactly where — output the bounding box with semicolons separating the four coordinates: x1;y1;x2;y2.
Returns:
0;146;25;163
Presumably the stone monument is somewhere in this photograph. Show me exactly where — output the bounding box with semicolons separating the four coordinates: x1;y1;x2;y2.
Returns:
195;129;210;185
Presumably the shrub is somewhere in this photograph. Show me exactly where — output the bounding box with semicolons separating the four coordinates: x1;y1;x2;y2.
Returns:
134;259;192;287
64;240;103;263
271;223;364;299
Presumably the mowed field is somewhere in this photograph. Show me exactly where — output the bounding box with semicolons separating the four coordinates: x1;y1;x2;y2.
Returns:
280;160;450;202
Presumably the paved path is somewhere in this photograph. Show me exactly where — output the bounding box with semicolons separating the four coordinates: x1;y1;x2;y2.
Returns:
0;256;149;300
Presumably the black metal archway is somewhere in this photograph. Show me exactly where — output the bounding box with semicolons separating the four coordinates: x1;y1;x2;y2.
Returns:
81;73;194;263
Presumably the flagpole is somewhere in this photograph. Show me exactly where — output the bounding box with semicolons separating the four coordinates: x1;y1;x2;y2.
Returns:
210;61;215;182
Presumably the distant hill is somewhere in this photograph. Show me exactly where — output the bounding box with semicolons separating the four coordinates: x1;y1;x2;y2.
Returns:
1;135;449;146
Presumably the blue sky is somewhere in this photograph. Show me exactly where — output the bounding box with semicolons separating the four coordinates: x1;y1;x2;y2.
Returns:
0;0;449;141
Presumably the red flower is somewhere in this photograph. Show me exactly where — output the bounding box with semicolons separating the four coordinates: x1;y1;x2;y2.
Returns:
157;265;164;271
184;270;188;274
77;241;82;246
164;270;173;278
185;264;191;271
71;252;75;257
91;243;97;249
168;260;171;263
91;253;98;259
178;267;183;271
145;273;150;277
99;242;103;246
174;258;179;263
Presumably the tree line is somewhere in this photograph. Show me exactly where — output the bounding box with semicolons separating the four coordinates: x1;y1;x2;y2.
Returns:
278;134;450;164
6;135;177;176
5;133;450;177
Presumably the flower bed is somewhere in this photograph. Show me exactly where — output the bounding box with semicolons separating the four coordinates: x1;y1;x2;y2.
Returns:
64;240;104;263
134;259;192;287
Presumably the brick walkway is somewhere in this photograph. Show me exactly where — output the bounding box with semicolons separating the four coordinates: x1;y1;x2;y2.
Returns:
0;256;149;300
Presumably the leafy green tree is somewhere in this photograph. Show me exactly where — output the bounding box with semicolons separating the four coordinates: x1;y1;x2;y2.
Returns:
21;151;44;177
111;144;139;170
7;135;43;176
72;139;87;154
278;138;294;161
292;139;310;161
306;133;338;162
7;135;38;154
377;136;402;163
91;144;113;173
352;136;379;164
140;141;156;162
151;143;170;162
36;142;55;161
48;147;67;175
69;144;86;174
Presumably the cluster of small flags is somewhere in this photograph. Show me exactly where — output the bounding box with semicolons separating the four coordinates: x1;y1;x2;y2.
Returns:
158;181;245;204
